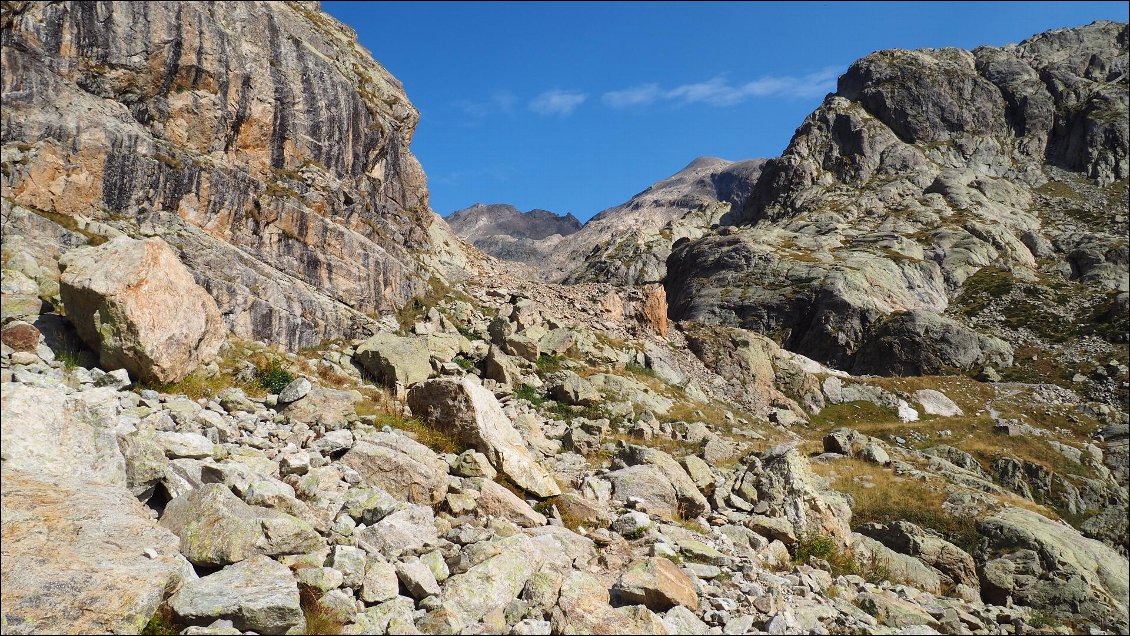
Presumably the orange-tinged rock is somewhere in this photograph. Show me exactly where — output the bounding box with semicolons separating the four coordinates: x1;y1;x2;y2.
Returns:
640;283;669;337
614;557;700;612
60;236;226;383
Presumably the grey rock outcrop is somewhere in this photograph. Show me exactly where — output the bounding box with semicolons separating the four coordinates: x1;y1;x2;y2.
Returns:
852;310;1013;375
614;557;700;611
1;472;189;635
859;521;979;590
159;483;322;567
667;22;1128;376
978;507;1129;631
731;447;853;547
170;555;304;634
353;333;434;389
0;383;126;485
341;432;450;506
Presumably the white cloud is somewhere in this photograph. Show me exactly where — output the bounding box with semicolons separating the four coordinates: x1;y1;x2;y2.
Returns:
602;83;662;108
666;77;746;106
602;67;840;109
529;89;588;116
455;90;517;117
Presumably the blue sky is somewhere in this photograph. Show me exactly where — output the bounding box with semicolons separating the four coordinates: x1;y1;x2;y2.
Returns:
322;1;1128;221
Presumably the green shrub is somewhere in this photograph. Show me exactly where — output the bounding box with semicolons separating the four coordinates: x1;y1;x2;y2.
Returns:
141;605;178;635
794;534;837;564
536;353;565;373
515;384;547;406
256;359;295;394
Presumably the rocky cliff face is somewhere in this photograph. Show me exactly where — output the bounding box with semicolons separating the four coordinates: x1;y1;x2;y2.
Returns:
2;0;438;350
668;21;1129;386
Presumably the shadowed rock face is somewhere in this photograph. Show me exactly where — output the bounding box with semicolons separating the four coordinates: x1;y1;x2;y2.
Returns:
1;1;436;350
668;21;1129;375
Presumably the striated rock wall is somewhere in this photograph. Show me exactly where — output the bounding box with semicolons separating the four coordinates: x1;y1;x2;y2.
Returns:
2;0;436;349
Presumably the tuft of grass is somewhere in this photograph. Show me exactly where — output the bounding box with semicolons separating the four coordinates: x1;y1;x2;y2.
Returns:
255;359;295;394
794;533;838;563
140;345;296;400
793;534;893;584
141;372;234;401
299;587;344;635
622;527;647;540
673;515;709;535
1028;609;1065;630
453;355;476;371
623;361;656;378
536;353;566;373
514;384;547;406
56;348;83;371
315;364;352;388
395;277;451;333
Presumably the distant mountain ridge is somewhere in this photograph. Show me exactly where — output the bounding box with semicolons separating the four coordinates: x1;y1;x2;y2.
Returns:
446;204;581;242
444;157;767;284
445;203;581;267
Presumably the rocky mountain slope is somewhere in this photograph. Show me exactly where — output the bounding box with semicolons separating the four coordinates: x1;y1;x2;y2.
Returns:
447;204;582;243
448;157;766;285
2;0;444;351
667;21;1129;389
2;5;1129;636
446;203;581;266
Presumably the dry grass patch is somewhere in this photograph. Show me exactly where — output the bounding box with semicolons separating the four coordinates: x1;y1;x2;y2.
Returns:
315;364;353;389
609;431;700;459
298;587;345;635
807;376;1099;482
815;459;980;552
809;400;898;431
865;375;993;413
354;390;462;455
139;341;288;400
